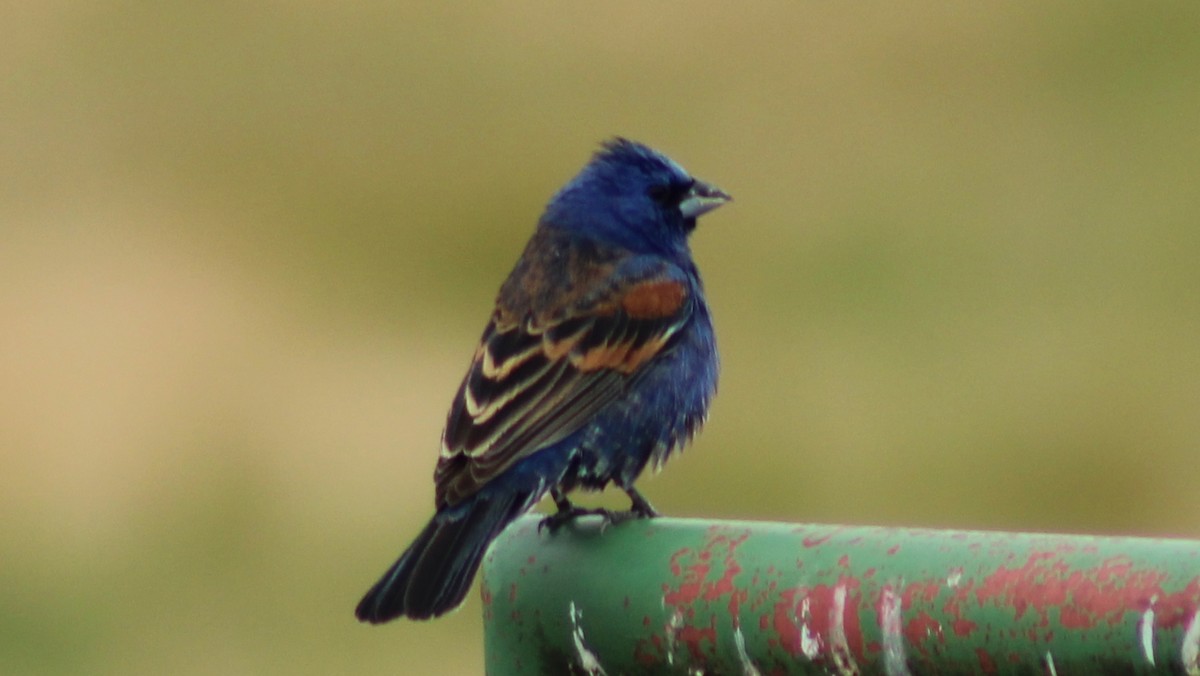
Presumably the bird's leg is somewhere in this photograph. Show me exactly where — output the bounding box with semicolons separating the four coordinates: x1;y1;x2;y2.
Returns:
551;487;576;514
625;486;660;518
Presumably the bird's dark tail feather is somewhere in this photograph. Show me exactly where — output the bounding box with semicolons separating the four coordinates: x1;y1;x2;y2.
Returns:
355;488;539;623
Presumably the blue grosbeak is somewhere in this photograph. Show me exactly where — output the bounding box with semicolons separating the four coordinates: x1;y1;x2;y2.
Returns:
355;139;730;622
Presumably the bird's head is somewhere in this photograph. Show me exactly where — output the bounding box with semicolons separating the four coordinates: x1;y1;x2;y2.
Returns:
542;138;731;258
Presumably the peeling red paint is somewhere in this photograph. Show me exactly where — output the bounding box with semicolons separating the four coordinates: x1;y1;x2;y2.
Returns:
727;589;749;624
975;647;996;674
633;643;659;667
663;557;709;606
763;533;1200;670
668;547;692;577
902;580;941;606
951;618;977;637
770;588;804;656
659;529;756;666
633;634;664;666
704;544;745;601
664;531;749;609
767;578;866;665
942;577;975;626
803;533;833;548
837;579;865;661
1154;577;1200;629
677;619;718;660
485;518;1200;674
903;610;944;655
973;551;1169;630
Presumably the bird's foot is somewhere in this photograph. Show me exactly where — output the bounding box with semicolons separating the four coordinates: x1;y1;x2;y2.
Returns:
538;486;660;533
538;505;616;533
591;488;660;530
539;488;608;533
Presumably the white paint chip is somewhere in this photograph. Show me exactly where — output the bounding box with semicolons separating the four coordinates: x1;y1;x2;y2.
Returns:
799;597;821;660
569;601;607;675
946;568;963;589
830;584;860;676
1182;608;1200;676
733;623;762;676
664;607;683;667
1140;596;1157;667
879;587;911;676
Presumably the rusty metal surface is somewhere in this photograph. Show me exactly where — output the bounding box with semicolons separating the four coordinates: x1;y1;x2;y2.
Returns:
482;516;1200;674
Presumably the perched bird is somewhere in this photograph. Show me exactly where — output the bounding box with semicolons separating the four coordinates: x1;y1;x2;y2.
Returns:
355;138;730;623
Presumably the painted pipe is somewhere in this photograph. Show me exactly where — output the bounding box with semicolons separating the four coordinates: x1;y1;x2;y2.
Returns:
482;515;1200;675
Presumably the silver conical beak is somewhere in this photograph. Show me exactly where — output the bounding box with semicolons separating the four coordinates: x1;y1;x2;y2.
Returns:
679;180;732;219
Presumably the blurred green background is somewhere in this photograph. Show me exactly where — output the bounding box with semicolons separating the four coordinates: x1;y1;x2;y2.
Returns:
4;3;1200;673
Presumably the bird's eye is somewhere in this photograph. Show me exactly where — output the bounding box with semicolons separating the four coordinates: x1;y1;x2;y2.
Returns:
647;180;693;205
646;184;673;203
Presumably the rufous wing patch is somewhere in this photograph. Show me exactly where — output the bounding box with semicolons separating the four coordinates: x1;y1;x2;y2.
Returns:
574;342;633;373
620;279;687;319
572;329;674;375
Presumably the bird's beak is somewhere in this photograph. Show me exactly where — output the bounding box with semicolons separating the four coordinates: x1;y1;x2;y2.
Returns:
679;180;732;220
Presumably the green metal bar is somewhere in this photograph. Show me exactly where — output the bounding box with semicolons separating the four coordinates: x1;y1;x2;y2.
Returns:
481;516;1200;675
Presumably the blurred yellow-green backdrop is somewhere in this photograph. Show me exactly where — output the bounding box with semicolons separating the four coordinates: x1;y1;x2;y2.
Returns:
4;3;1200;673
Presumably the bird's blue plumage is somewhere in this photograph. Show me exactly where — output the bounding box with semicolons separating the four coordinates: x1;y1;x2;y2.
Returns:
355;138;729;622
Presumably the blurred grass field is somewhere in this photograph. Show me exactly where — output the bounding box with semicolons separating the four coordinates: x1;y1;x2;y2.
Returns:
3;3;1200;673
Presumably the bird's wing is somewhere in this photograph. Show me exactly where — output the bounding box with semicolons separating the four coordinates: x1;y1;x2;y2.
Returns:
433;254;694;507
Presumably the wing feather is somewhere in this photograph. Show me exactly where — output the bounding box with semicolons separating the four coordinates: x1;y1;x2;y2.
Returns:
434;255;693;507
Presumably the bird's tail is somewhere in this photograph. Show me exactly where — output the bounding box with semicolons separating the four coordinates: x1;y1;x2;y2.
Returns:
355;488;540;622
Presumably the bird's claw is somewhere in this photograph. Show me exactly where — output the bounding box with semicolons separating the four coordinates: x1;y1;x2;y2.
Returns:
538;505;656;534
538;506;610;533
